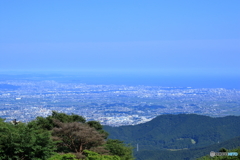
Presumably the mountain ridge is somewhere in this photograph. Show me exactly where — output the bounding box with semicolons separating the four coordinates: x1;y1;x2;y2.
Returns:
104;114;240;150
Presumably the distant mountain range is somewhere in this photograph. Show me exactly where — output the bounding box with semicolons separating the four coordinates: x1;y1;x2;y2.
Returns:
104;114;240;160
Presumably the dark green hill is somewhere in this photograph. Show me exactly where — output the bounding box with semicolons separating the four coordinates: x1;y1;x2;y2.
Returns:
198;146;240;160
135;136;240;160
104;114;240;150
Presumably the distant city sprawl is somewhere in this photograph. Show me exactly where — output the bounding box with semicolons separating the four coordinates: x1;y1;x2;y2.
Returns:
0;80;239;126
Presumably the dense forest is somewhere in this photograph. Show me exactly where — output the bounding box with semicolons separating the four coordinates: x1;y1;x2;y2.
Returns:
0;111;134;160
134;136;240;160
197;147;240;160
1;113;240;160
104;114;240;160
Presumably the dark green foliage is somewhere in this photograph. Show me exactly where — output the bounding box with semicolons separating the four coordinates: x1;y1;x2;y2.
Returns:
0;118;55;160
219;148;228;152
28;111;109;141
198;147;240;160
133;134;240;160
0;112;135;160
104;114;240;151
28;111;86;131
104;114;240;160
83;150;121;160
87;121;109;139
87;121;103;130
134;136;240;160
47;153;78;160
28;116;54;130
105;139;134;160
51;111;86;123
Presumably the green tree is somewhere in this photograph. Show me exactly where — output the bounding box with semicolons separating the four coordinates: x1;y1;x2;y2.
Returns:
105;139;134;160
51;111;86;123
28;116;54;131
28;111;86;131
52;120;106;157
0;118;55;160
87;121;109;139
28;111;109;141
87;121;103;130
1;113;135;160
47;153;78;160
83;150;121;160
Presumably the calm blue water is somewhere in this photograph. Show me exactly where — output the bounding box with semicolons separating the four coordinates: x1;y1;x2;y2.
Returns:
61;73;240;89
1;72;239;89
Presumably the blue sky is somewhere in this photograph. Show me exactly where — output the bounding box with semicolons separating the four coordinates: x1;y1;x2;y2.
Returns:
0;0;239;76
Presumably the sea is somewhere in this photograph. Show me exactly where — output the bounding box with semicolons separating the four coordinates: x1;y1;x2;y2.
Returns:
0;71;239;89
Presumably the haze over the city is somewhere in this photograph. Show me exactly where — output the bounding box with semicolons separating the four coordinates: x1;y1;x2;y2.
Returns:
1;2;240;159
0;1;240;88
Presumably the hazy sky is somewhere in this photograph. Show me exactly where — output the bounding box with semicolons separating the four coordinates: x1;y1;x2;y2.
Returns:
0;0;239;76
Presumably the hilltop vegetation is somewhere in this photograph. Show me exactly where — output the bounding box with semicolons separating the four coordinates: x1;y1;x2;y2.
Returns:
197;147;240;160
1;113;240;160
105;114;240;150
104;114;240;159
134;136;240;160
0;111;134;160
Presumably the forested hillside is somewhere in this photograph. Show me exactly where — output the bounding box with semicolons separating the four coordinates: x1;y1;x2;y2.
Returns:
1;113;240;160
0;111;134;160
197;147;240;160
104;114;240;150
104;114;240;159
134;136;240;160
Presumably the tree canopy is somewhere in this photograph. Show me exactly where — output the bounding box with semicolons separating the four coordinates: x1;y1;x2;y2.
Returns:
0;118;55;160
0;112;134;160
27;111;86;131
52;120;106;155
